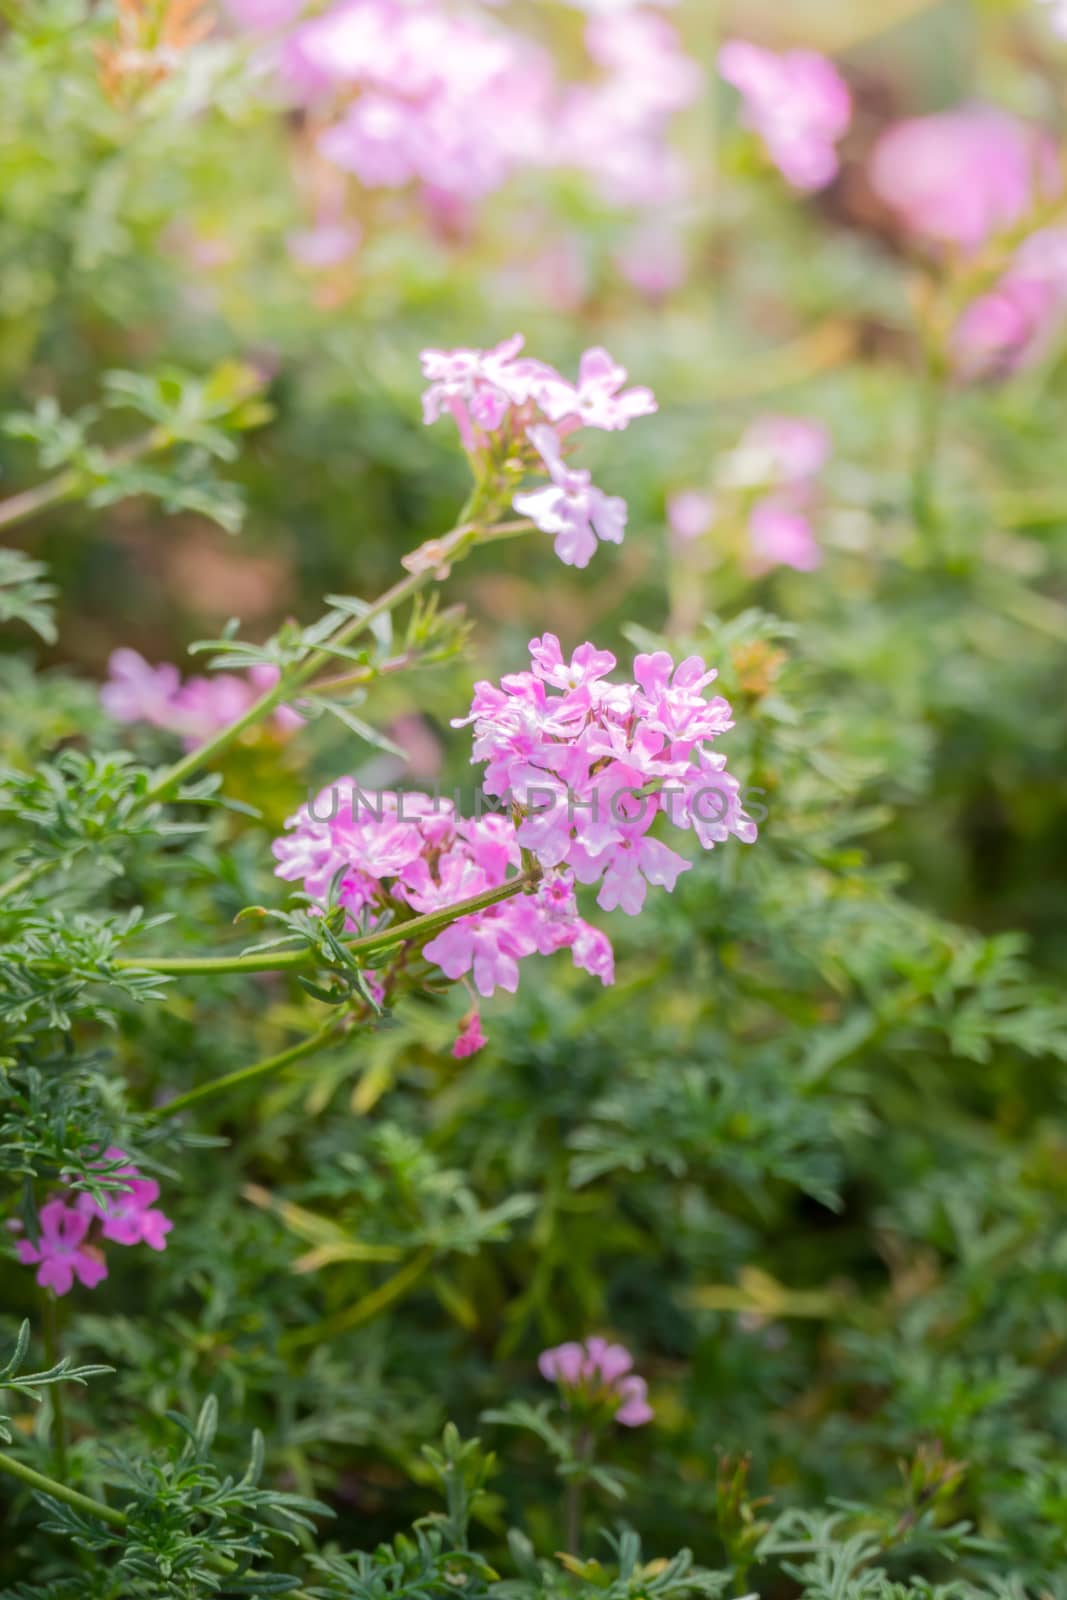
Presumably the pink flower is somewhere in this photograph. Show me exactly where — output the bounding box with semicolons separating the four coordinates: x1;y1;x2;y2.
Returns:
457;635;756;916
76;1149;173;1253
869;108;1061;252
718;415;830;571
452;1010;487;1058
14;1200;107;1297
101;651;299;750
719;40;851;192
539;1336;653;1427
287;220;362;268
951;226;1067;377
667;490;715;542
616;220;687;300
100;649;181;727
513;425;627;569
273;788;616;1002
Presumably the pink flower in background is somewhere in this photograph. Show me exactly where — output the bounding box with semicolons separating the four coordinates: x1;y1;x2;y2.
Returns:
77;1149;173;1252
1036;0;1067;36
14;1200;108;1297
720;415;830;571
539;1335;654;1426
952;226;1067;377
615;219;687;300
101;651;300;749
719;40;851;192
286;220;362;268
452;1010;487;1058
869;108;1061;252
667;490;716;542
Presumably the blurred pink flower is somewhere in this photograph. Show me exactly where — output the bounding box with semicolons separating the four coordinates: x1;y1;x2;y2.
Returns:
667;489;715;542
719;39;851;192
616;220;687;300
76;1149;174;1253
539;1335;653;1426
952;226;1067;376
720;415;829;571
101;650;300;749
869;108;1061;252
286;221;362;268
452;1010;487;1058
14;1200;108;1297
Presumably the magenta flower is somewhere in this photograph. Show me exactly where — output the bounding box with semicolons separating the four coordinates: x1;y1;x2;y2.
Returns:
869;108;1061;253
14;1200;108;1297
101;651;299;750
76;1149;173;1253
951;227;1067;378
455;634;756;915
452;1010;487;1059
719;39;851;192
274;793;615;1003
539;1336;653;1427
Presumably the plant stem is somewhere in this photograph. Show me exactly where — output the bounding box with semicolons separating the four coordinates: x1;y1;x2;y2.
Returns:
280;1245;435;1352
42;1298;66;1474
564;1428;593;1556
911;347;945;544
0;1449;126;1529
145;497;497;805
0;431;164;536
149;1015;346;1121
114;871;537;977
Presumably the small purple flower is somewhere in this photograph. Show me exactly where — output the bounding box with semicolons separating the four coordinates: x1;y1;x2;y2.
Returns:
14;1200;108;1297
514;425;627;569
719;40;851;193
539;1335;653;1427
76;1148;174;1253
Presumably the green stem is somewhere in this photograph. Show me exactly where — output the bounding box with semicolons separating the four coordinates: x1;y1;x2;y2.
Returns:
0;431;165;536
0;859;52;905
280;1245;435;1352
911;349;945;544
42;1298;66;1475
149;1015;346;1121
145;496;498;805
564;1428;593;1556
0;1449;126;1529
115;872;537;977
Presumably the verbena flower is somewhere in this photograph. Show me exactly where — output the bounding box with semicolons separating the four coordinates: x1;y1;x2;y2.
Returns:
951;227;1067;378
13;1200;108;1297
455;634;757;915
273;792;615;1003
539;1336;653;1426
719;39;851;193
76;1148;174;1252
101;649;300;749
420;335;654;567
452;1009;487;1059
869;108;1060;253
722;414;830;572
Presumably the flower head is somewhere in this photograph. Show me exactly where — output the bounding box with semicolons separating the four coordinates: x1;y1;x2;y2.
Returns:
719;40;851;192
869;108;1060;252
539;1336;653;1427
14;1200;108;1297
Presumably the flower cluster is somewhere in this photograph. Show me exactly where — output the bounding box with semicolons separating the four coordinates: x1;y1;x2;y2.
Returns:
870;107;1067;376
101;648;300;750
420;335;655;568
719;39;851;192
720;415;829;572
272;790;615;1043
455;634;757;917
539;1336;653;1427
13;1150;173;1297
231;0;698;230
667;414;828;572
